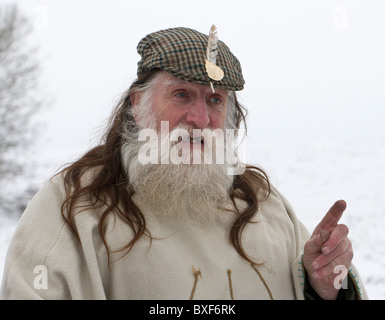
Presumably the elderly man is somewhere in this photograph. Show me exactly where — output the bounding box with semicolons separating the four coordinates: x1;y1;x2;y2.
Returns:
1;26;367;300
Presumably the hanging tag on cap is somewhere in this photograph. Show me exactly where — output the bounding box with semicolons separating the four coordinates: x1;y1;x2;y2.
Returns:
205;60;224;81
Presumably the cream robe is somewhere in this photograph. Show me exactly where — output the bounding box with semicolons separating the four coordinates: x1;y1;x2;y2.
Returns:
0;173;367;300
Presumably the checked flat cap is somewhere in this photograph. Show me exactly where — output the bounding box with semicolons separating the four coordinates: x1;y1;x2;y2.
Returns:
136;27;245;91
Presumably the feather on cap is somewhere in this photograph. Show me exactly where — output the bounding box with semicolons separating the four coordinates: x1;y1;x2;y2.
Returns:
205;25;224;82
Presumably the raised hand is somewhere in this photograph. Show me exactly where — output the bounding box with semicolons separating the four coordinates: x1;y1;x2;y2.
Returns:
302;200;353;300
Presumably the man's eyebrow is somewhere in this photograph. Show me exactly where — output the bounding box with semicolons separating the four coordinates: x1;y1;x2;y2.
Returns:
163;76;189;87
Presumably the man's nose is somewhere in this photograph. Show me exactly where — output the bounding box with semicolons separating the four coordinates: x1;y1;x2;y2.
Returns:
185;98;210;129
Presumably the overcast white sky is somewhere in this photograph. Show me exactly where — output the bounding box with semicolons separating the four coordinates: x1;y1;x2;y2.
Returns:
5;0;385;178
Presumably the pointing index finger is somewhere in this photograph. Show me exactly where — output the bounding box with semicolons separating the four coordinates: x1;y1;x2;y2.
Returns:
313;200;347;236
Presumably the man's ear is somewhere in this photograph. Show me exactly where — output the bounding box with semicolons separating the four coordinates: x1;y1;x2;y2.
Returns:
130;92;141;107
130;92;142;123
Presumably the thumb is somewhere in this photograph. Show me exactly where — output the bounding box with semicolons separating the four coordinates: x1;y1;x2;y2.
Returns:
320;229;330;243
304;229;330;256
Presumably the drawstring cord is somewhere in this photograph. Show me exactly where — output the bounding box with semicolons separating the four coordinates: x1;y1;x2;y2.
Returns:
251;263;274;300
190;266;202;300
190;265;273;300
227;269;234;300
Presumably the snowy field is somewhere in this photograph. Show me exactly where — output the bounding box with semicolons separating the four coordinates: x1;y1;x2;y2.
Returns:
1;140;384;299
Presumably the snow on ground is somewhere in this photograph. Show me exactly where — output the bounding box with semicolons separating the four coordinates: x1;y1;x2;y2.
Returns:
1;140;384;299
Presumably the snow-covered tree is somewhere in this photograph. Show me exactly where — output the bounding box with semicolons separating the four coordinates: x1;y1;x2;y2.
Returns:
0;4;42;214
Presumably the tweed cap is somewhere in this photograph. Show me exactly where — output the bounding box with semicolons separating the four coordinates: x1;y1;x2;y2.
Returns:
136;27;245;91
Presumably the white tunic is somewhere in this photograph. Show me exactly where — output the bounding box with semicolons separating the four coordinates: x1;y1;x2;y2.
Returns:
0;173;367;300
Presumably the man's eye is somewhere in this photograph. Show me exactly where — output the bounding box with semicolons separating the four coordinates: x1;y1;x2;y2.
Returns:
175;91;187;98
209;97;221;104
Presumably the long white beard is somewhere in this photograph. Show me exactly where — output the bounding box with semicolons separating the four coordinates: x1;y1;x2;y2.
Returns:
121;109;236;224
